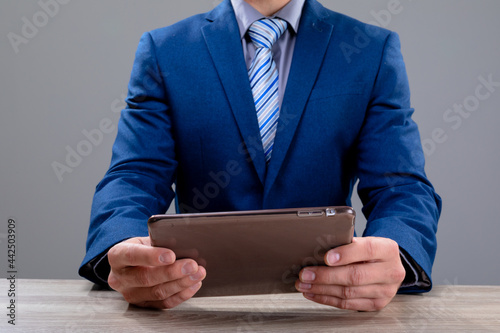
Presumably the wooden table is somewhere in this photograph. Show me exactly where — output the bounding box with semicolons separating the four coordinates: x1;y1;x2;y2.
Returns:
1;279;499;332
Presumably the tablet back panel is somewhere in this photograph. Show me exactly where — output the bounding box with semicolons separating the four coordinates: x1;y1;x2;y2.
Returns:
148;207;355;297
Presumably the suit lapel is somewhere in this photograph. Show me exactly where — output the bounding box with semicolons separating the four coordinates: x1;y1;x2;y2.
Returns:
202;1;267;185
264;1;334;195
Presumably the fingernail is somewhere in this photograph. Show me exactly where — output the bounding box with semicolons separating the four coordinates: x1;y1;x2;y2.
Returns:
190;281;202;291
304;293;315;299
297;282;312;291
301;269;316;282
327;251;340;265
159;252;174;264
189;269;205;281
182;262;197;275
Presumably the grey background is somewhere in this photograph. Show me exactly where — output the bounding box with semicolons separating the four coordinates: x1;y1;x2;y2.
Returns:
1;0;499;286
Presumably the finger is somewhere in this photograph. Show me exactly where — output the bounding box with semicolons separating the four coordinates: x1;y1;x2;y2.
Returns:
124;266;206;305
140;281;204;309
114;258;200;288
108;239;176;270
303;293;391;312
299;261;404;286
324;237;400;266
295;280;397;300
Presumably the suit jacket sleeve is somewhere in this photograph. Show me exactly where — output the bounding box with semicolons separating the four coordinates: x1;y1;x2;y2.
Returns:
356;31;442;292
79;32;177;284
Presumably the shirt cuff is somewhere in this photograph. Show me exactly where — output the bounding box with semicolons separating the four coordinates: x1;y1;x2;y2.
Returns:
79;251;111;287
399;247;431;291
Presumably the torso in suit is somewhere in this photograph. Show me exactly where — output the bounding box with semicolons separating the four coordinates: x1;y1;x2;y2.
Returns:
80;0;441;292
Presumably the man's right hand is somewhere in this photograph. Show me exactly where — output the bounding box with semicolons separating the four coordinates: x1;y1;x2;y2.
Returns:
107;236;206;309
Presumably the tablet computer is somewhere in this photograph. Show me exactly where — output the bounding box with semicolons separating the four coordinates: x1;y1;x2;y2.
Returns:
147;206;355;297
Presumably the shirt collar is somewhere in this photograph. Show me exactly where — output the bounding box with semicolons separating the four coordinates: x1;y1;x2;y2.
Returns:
230;0;305;39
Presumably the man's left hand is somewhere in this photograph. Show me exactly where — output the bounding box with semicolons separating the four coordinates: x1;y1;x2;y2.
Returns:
295;237;406;311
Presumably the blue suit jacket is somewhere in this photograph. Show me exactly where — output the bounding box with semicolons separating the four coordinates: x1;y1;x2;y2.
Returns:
80;0;441;292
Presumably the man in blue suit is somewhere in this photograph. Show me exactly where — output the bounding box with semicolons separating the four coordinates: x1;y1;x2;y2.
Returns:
80;0;441;311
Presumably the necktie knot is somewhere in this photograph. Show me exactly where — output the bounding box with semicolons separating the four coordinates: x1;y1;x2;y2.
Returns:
248;18;288;49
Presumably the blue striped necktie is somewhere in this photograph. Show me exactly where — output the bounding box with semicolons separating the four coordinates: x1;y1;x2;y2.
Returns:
248;18;288;163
